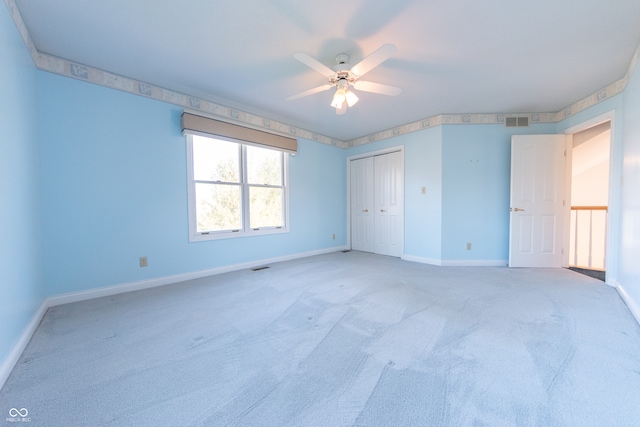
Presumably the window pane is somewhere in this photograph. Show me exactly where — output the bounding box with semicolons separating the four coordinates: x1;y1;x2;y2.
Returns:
195;183;242;232
192;135;240;182
247;145;282;185
249;186;283;229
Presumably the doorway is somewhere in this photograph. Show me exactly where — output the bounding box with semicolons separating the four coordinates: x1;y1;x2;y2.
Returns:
348;147;404;257
508;113;617;275
568;121;610;279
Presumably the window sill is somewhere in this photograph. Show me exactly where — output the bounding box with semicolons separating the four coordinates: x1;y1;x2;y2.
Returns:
189;226;289;242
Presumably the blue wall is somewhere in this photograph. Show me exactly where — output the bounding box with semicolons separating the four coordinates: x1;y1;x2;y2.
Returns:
346;123;557;264
553;64;640;316
0;6;44;363
440;123;556;262
38;72;346;295
619;57;640;312
403;127;443;261
345;127;445;262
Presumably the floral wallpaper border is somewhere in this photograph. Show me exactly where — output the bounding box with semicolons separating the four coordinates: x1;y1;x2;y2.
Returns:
5;0;639;150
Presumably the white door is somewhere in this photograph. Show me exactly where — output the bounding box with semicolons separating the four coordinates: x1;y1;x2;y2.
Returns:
509;135;567;267
350;157;375;252
374;152;403;256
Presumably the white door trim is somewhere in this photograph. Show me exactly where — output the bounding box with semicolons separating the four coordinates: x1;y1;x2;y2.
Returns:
346;146;404;255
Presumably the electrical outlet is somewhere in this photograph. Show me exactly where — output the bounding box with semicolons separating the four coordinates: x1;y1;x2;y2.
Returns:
332;233;336;240
421;186;426;194
466;243;472;250
139;256;148;267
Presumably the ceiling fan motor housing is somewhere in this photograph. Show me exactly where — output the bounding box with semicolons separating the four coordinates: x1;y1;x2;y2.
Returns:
333;53;352;74
330;70;355;88
335;53;350;64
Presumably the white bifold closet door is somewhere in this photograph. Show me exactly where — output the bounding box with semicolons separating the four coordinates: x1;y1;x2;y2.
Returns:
350;151;403;257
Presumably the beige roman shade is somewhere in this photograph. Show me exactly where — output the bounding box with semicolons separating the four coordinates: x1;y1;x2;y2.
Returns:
181;112;298;154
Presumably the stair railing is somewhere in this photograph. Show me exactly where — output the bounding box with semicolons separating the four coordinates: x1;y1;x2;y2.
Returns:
570;206;607;269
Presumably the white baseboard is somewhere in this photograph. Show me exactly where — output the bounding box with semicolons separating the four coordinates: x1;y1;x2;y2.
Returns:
401;255;443;266
0;300;48;390
611;279;640;326
441;259;509;267
0;246;347;390
402;255;508;267
48;246;348;307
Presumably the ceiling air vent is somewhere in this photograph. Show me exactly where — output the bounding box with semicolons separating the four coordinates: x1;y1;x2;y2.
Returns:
505;116;529;127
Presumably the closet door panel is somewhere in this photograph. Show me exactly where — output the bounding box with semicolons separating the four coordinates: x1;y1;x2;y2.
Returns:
374;151;403;257
350;157;375;252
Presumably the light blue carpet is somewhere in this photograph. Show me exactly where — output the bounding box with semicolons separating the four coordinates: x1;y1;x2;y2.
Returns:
1;251;639;426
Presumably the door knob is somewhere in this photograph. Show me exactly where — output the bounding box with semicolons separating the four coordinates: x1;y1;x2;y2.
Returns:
362;209;368;212
511;207;525;212
381;209;386;212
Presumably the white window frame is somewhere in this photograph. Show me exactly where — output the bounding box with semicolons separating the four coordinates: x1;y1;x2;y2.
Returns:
186;134;290;242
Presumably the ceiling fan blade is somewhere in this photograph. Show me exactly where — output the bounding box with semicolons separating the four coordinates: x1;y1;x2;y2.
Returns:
293;53;336;78
350;44;396;78
353;80;401;96
286;84;334;101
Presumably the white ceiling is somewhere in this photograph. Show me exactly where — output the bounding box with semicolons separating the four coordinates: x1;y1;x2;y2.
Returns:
14;0;640;142
573;128;610;177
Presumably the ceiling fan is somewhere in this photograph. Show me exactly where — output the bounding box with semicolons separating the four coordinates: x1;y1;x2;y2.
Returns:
286;44;401;115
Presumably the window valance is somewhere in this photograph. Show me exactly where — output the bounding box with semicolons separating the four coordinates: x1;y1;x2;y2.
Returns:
181;112;298;154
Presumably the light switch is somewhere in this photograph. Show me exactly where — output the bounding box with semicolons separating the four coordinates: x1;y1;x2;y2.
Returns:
421;186;426;194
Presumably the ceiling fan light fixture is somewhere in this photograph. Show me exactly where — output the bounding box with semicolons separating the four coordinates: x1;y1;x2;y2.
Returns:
289;44;400;114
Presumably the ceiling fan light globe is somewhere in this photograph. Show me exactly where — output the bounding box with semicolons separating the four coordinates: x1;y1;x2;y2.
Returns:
345;90;359;107
330;97;344;109
331;89;346;109
331;101;343;109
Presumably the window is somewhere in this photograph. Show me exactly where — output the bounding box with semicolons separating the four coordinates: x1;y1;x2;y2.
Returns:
186;134;289;241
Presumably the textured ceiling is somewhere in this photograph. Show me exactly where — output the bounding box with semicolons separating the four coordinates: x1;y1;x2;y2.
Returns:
13;0;640;141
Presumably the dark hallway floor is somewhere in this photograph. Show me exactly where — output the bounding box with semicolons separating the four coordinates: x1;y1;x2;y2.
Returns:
569;267;606;282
